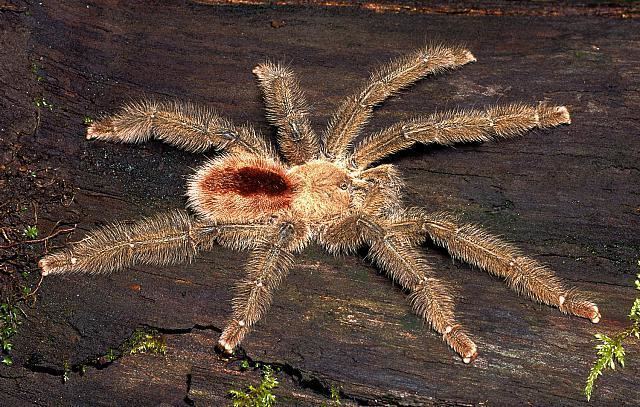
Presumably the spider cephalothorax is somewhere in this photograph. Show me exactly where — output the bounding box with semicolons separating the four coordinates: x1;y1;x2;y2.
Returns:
39;44;600;363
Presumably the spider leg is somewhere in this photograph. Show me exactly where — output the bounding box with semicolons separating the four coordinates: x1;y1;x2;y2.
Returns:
39;210;207;275
87;99;276;158
320;214;477;362
253;62;320;164
218;221;306;353
369;234;477;362
324;44;475;160
401;209;600;323
350;103;571;169
38;211;278;276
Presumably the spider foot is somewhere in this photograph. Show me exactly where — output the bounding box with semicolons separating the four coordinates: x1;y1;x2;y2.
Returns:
216;338;236;356
462;50;477;64
560;294;601;323
38;251;73;276
86;118;115;140
217;319;248;355
38;256;55;276
443;325;478;364
539;104;571;126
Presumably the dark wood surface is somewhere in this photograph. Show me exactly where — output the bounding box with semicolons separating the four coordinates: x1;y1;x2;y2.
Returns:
1;1;639;405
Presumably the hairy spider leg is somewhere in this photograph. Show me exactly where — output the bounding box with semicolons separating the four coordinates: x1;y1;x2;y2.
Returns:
253;62;321;164
87;99;276;159
321;214;477;362
368;230;478;363
218;222;308;353
324;44;476;160
39;210;208;275
38;210;279;276
350;103;571;169
404;210;600;323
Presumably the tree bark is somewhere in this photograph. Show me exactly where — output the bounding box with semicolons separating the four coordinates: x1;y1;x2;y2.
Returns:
0;1;638;405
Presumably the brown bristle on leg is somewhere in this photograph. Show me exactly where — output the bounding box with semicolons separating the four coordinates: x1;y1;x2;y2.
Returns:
86;118;116;140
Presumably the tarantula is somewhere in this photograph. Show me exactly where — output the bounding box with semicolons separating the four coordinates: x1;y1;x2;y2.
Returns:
39;44;600;363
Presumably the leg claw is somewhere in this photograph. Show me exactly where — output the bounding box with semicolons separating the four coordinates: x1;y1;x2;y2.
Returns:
463;351;478;364
216;339;235;355
590;306;601;324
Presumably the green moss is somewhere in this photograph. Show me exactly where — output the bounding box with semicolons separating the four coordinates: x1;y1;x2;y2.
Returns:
62;361;71;383
229;365;279;407
90;328;166;371
104;348;117;362
329;385;342;405
240;359;251;371
0;302;21;359
125;329;167;355
585;261;640;401
31;62;43;82
23;225;38;239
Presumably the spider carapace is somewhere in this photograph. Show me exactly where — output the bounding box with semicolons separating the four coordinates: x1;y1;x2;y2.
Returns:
39;45;600;364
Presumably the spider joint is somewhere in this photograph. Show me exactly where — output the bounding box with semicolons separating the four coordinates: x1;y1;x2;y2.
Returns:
288;121;303;142
278;222;295;240
356;217;385;237
220;129;239;142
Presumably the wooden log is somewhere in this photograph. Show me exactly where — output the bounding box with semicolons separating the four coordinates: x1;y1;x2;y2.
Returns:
0;1;638;405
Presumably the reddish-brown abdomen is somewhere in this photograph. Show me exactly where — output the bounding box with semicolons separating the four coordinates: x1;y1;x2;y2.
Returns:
205;167;292;198
188;154;294;222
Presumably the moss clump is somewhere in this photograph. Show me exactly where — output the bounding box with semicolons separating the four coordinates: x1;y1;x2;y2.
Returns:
0;302;22;366
33;96;53;111
585;262;640;401
95;328;166;367
125;329;167;355
23;225;38;239
229;365;278;407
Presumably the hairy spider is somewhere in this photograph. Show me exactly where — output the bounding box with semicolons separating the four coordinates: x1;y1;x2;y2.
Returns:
39;44;600;363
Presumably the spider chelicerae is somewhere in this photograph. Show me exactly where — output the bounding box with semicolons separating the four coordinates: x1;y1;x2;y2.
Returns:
39;44;600;363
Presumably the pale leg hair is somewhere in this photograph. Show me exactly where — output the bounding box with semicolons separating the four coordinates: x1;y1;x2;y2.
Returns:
253;62;320;164
218;222;302;353
350;103;571;169
38;211;279;276
320;215;477;362
87;99;276;158
324;44;476;159
400;209;600;323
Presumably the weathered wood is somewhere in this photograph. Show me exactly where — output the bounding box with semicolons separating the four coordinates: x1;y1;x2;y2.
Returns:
200;0;640;19
1;1;639;405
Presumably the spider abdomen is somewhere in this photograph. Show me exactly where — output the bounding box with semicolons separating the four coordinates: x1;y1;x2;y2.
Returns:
188;153;294;222
210;167;291;197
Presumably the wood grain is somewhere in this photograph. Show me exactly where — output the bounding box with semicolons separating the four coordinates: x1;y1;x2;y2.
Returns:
1;1;639;405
